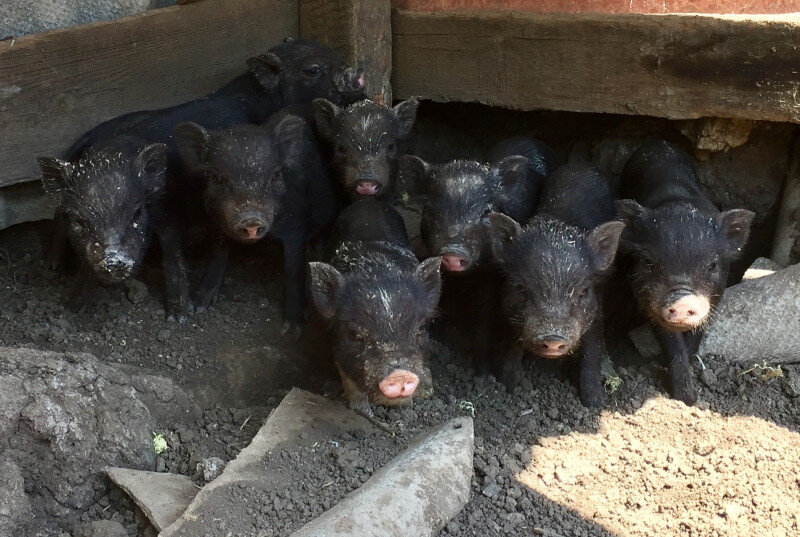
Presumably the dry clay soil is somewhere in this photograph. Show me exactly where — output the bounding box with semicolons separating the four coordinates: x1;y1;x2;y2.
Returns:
0;222;799;537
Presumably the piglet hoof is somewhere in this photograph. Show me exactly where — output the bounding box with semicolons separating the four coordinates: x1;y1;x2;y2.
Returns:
671;381;699;406
280;321;302;340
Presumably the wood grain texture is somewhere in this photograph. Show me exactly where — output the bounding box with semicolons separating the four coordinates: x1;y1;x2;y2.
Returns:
392;10;800;123
0;0;298;187
299;0;392;104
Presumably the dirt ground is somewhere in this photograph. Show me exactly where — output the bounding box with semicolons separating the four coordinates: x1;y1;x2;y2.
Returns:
1;217;798;537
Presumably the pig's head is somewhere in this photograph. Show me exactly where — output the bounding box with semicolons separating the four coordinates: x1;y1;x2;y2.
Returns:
308;253;442;406
246;38;365;107
485;213;623;358
38;144;166;283
616;200;754;333
174;116;307;244
313;98;419;200
399;156;529;273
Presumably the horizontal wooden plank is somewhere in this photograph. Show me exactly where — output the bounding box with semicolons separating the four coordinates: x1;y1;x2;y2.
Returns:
0;0;298;187
392;10;800;123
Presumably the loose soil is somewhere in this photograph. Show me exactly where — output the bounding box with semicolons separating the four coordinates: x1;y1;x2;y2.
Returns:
1;220;798;537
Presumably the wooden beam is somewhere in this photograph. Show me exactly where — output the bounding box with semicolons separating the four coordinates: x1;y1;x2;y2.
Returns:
392;10;800;123
299;0;392;104
0;0;298;188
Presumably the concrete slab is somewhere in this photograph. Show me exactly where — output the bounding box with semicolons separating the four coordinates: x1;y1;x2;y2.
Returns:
699;263;800;364
105;468;198;532
290;417;474;537
159;388;377;537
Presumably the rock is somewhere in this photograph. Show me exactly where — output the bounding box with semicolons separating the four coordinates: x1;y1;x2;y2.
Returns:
0;347;167;525
679;117;754;153
156;329;172;342
73;520;128;537
628;323;661;358
742;257;781;281
482;483;502;498
290;418;474;537
160;388;379;537
105;468;199;531
0;458;32;535
200;457;226;482
699;264;800;364
125;279;149;304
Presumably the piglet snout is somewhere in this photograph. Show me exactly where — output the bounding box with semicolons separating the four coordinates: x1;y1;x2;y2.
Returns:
379;369;419;399
356;181;380;196
235;217;266;241
661;293;710;328
441;255;467;272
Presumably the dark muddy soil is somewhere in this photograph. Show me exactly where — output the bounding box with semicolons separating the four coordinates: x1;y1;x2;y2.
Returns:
1;219;798;537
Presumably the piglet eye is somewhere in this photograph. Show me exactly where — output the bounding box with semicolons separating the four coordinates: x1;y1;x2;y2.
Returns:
707;261;718;273
482;206;492;216
271;168;283;182
335;144;347;156
386;142;397;155
578;287;590;299
303;65;322;77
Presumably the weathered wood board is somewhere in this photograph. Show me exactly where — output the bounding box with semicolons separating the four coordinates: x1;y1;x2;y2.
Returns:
300;0;392;104
392;10;800;123
0;0;298;187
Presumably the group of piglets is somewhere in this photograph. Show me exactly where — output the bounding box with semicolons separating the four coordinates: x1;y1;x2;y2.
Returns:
37;38;754;413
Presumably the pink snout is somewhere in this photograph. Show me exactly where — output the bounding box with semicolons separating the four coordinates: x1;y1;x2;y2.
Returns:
441;255;467;272
379;369;419;399
661;294;710;329
356;181;380;196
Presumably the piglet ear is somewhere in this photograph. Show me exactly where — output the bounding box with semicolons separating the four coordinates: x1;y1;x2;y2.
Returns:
397;154;431;197
134;144;167;192
414;256;442;314
173;122;212;174
392;97;419;138
614;199;647;227
308;262;344;320
586;221;625;272
274;114;309;168
37;157;72;195
718;208;755;259
482;211;522;263
312;98;341;141
246;52;282;92
492;155;529;191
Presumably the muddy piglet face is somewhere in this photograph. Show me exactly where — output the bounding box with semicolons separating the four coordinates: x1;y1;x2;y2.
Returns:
399;156;528;274
616;199;754;333
175;116;308;244
314;98;419;200
308;256;442;407
246;39;365;107
485;213;623;358
38;144;166;283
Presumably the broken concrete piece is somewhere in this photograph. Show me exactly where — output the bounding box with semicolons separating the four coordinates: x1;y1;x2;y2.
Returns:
291;417;474;537
73;520;129;537
742;257;781;281
699;263;800;364
160;388;377;537
628;323;661;358
105;468;198;532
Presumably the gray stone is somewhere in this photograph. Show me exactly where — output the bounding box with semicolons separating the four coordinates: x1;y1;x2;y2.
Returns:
679;117;754;153
742;257;781;281
160;388;378;537
628;323;661;358
0;182;56;231
73;520;128;537
291;417;474;537
482;483;502;498
0;347;174;522
0;458;32;535
105;467;198;531
199;457;226;482
699;263;800;364
700;368;718;388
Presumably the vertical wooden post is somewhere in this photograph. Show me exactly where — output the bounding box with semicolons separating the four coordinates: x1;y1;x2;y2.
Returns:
772;138;800;267
299;0;392;105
